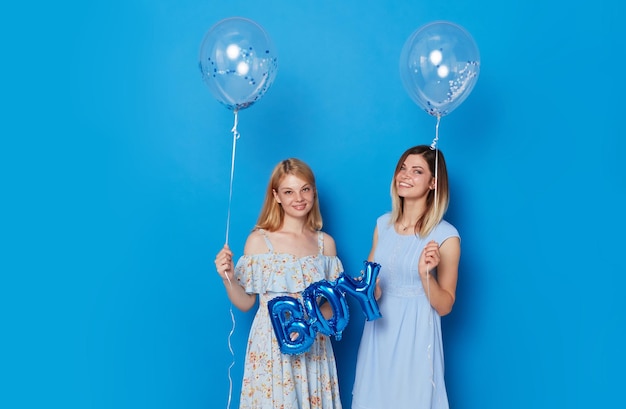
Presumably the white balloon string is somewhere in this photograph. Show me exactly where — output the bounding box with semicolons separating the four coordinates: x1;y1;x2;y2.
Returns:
431;115;440;217
426;268;435;389
430;114;440;150
427;116;441;392
224;109;239;409
225;110;240;246
225;273;236;409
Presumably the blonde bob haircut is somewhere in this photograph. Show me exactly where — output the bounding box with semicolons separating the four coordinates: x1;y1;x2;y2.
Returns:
390;145;450;237
255;158;323;232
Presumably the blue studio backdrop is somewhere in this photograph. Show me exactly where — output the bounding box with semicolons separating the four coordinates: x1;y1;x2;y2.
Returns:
2;0;625;408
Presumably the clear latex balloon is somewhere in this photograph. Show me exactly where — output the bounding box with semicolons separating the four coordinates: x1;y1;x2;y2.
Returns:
199;17;278;111
400;21;480;117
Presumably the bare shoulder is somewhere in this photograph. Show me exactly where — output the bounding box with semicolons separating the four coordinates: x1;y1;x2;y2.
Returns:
439;236;461;264
321;231;337;256
440;236;461;254
243;230;270;255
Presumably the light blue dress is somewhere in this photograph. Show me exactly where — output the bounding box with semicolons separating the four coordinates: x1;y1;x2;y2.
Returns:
352;213;459;409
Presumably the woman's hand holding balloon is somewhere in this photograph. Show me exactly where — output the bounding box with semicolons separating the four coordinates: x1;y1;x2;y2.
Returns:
419;240;441;278
214;244;235;281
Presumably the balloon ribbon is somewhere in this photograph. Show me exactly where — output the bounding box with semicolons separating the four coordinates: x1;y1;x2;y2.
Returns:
427;114;441;392
225;110;240;245
430;114;441;216
224;109;240;409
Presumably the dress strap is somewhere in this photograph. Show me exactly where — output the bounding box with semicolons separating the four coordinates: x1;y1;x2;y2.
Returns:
258;229;274;253
317;231;324;254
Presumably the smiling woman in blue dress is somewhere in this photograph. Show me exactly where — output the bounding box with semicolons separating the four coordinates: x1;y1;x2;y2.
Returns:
214;158;344;409
352;145;461;409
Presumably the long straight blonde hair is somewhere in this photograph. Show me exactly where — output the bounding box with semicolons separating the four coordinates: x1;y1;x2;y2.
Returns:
255;158;323;232
389;145;450;236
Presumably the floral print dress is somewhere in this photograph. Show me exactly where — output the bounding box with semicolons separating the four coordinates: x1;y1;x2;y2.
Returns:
234;229;344;409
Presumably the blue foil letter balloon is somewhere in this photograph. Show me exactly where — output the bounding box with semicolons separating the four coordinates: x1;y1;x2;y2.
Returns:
198;17;278;111
268;296;315;355
268;262;381;355
302;280;350;340
336;261;382;321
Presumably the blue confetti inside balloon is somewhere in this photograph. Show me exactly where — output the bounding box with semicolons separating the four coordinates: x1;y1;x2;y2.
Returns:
199;17;278;111
400;21;480;117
